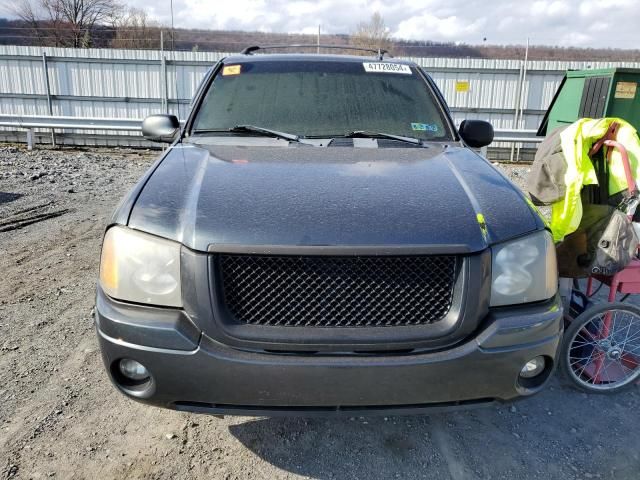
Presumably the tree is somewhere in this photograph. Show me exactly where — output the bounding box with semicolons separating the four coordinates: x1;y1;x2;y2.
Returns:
110;7;160;50
351;12;391;54
9;0;120;47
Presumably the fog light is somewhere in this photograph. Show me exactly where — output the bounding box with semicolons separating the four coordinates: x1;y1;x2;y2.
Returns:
118;359;149;381
520;356;546;379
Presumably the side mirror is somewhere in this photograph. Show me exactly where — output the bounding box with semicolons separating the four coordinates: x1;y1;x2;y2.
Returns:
142;114;180;143
459;120;494;148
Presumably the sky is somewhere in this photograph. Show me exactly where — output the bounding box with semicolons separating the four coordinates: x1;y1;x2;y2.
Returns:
126;0;639;49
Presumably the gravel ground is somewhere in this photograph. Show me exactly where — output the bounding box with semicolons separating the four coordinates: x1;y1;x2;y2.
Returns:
1;145;639;480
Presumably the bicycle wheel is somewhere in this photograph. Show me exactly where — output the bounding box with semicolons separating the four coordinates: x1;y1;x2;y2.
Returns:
560;302;640;393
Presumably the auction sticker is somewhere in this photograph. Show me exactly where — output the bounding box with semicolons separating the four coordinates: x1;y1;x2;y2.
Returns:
363;62;412;74
222;65;241;76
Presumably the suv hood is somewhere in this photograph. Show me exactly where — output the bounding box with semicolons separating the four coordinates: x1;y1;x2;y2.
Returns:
126;143;542;253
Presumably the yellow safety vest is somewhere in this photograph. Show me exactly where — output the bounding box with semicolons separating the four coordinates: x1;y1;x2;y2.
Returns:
551;118;640;242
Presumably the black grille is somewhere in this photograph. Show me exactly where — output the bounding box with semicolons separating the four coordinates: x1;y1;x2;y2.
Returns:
218;255;458;327
579;76;610;118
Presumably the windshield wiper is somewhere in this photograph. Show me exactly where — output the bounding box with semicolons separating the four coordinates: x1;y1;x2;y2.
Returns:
336;131;423;146
193;124;300;143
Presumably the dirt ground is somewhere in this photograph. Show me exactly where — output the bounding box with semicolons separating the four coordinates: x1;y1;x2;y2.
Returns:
0;145;639;480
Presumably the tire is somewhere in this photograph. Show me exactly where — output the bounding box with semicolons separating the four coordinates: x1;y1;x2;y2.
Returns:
560;301;640;394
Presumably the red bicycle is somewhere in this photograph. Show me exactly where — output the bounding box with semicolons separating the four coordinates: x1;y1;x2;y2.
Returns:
560;123;640;393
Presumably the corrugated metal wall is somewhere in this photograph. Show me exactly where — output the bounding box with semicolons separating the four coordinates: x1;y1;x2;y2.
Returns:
2;45;640;146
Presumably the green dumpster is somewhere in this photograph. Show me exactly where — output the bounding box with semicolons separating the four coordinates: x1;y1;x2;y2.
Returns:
538;68;640;135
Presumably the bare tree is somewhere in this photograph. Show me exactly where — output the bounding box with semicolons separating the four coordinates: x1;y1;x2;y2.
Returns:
9;0;119;47
10;0;65;46
110;7;160;49
351;12;391;54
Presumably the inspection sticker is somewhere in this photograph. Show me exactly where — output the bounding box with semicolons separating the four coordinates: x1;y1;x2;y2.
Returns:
222;65;241;76
411;123;439;132
363;62;412;74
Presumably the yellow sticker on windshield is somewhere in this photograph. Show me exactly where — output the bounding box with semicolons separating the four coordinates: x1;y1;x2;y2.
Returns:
222;65;241;76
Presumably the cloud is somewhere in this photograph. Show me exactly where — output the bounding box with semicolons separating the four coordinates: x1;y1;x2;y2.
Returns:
530;1;571;18
395;13;486;41
559;32;593;47
130;0;636;49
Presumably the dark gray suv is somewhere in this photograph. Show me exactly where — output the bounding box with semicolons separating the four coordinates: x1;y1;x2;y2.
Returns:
95;49;561;416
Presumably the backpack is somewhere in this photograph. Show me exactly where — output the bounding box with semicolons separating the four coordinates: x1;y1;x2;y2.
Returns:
590;207;638;276
527;126;568;206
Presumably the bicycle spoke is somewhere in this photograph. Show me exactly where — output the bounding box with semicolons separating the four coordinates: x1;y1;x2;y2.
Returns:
575;347;599;379
620;318;635;346
624;344;640;354
620;329;640;346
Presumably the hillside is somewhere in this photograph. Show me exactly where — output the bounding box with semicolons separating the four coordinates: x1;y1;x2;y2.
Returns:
1;18;640;61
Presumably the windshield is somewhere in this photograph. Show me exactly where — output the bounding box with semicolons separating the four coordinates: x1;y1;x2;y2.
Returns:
192;60;452;141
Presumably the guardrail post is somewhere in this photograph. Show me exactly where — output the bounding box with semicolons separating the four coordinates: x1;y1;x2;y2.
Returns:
41;52;56;147
26;128;34;150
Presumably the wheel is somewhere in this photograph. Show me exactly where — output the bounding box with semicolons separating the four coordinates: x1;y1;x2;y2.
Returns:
560;302;640;393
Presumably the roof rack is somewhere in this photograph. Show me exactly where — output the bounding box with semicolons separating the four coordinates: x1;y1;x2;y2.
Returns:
240;44;389;60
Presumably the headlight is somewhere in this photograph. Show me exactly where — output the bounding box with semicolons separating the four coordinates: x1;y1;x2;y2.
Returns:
99;226;182;307
490;230;557;306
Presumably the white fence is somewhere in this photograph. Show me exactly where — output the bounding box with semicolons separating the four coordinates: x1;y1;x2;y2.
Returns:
1;44;639;148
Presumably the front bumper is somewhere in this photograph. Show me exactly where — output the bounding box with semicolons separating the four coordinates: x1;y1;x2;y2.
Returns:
95;289;562;417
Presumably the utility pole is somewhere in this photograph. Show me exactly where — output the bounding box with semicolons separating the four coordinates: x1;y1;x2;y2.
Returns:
160;30;167;113
317;24;320;54
170;0;175;51
517;37;530;128
516;37;530;161
511;37;529;162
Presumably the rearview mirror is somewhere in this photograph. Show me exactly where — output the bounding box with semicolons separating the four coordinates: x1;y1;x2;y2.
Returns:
142;114;180;143
459;120;494;148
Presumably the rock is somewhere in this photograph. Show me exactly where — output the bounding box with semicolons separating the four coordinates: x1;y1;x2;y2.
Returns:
6;464;18;478
510;405;517;413
165;433;177;440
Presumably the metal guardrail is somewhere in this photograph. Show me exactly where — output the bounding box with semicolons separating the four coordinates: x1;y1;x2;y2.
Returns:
492;129;543;143
0;114;543;151
0;114;142;131
0;114;144;150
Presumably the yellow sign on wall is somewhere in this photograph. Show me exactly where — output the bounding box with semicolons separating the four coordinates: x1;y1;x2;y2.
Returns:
615;82;637;99
455;81;470;92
